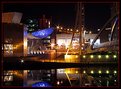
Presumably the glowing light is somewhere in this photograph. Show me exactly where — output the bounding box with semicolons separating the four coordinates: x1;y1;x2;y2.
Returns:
57;26;59;29
34;51;36;54
70;29;73;31
113;55;117;58
106;70;109;74
37;51;39;54
32;28;54;38
90;55;94;59
114;70;117;74
39;51;42;54
20;60;24;63
105;55;109;59
32;82;51;87
98;55;102;59
76;55;78;58
76;71;78;73
98;70;102;74
83;55;86;58
57;81;60;85
91;70;94;74
60;27;63;29
76;30;79;32
83;70;86;74
89;31;92;34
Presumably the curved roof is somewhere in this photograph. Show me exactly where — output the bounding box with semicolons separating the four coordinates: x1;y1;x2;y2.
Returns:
32;27;54;39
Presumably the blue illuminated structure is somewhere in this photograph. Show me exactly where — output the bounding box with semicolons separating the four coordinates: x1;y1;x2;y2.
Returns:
32;27;54;39
32;82;51;87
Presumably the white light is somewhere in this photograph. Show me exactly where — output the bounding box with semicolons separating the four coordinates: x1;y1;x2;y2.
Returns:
21;60;24;63
57;81;60;85
57;26;59;29
30;51;33;54
113;55;117;58
89;31;92;34
43;51;45;54
40;51;42;54
114;70;117;74
83;70;86;74
83;55;86;58
91;70;94;74
37;51;39;54
106;55;109;59
34;51;36;54
106;70;109;74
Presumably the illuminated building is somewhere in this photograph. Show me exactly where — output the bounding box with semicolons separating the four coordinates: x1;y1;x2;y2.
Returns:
32;28;54;39
2;12;27;57
56;33;100;50
23;69;56;86
2;12;23;24
39;15;51;29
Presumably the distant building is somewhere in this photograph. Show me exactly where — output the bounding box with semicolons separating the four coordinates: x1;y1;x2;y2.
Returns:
2;12;23;24
56;33;99;49
39;15;51;29
2;12;27;57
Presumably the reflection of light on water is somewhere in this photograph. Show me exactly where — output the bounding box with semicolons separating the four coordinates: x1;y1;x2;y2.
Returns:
32;82;51;87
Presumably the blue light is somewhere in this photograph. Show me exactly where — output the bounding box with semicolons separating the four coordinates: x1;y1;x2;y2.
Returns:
32;82;51;87
32;28;54;38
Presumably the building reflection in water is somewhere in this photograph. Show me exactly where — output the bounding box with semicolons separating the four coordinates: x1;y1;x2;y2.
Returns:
2;67;118;87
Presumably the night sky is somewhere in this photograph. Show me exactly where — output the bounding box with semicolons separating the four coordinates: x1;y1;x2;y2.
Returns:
2;2;112;32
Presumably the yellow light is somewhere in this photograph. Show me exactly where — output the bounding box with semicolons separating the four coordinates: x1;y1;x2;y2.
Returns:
98;55;102;59
106;70;109;74
76;71;78;73
98;70;102;74
76;55;78;58
90;55;94;59
105;55;109;59
91;70;94;74
67;71;70;74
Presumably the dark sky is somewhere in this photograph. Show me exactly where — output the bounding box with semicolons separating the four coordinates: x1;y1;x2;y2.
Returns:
2;3;112;32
